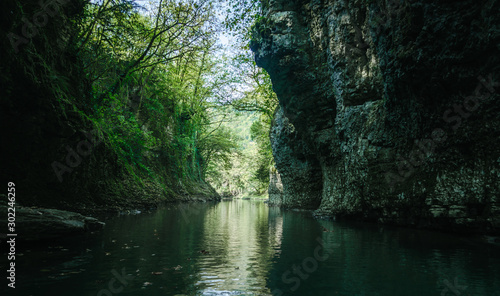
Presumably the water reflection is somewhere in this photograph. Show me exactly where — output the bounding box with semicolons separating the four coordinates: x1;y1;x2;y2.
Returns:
267;216;500;296
6;200;500;296
193;200;277;295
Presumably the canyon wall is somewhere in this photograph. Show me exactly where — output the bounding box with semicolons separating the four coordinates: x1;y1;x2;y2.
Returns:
252;0;500;233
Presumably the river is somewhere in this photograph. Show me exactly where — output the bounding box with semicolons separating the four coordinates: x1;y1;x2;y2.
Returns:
8;200;500;295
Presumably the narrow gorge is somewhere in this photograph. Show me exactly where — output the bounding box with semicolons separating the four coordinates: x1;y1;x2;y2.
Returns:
2;1;500;295
252;0;500;233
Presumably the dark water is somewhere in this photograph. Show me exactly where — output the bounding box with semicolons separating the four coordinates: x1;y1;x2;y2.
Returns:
4;200;500;296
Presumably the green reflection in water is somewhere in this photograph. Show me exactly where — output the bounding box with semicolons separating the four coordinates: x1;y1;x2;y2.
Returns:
9;200;500;296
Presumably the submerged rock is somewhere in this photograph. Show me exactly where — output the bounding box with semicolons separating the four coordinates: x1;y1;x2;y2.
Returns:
253;0;500;233
1;205;105;241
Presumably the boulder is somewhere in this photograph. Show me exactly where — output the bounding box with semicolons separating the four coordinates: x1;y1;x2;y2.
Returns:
1;205;105;241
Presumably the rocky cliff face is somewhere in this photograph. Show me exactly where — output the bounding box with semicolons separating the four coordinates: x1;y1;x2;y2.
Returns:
252;0;500;233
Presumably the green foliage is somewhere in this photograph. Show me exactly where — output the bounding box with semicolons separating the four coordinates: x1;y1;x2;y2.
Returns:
250;114;273;190
204;111;254;195
73;0;234;195
197;0;278;196
205;107;274;196
217;0;263;40
1;0;278;204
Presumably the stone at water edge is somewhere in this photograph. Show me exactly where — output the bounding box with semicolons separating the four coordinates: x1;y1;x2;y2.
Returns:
0;204;105;241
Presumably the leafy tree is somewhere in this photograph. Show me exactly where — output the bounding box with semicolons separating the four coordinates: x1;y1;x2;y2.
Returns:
72;0;242;193
189;0;279;196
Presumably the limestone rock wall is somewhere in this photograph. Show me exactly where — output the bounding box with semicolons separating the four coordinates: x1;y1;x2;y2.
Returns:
269;107;322;209
268;166;283;205
254;0;500;233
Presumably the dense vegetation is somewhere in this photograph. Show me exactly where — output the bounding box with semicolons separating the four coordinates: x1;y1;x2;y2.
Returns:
0;0;275;209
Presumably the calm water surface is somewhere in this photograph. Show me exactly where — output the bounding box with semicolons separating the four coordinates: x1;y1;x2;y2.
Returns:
5;200;500;295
